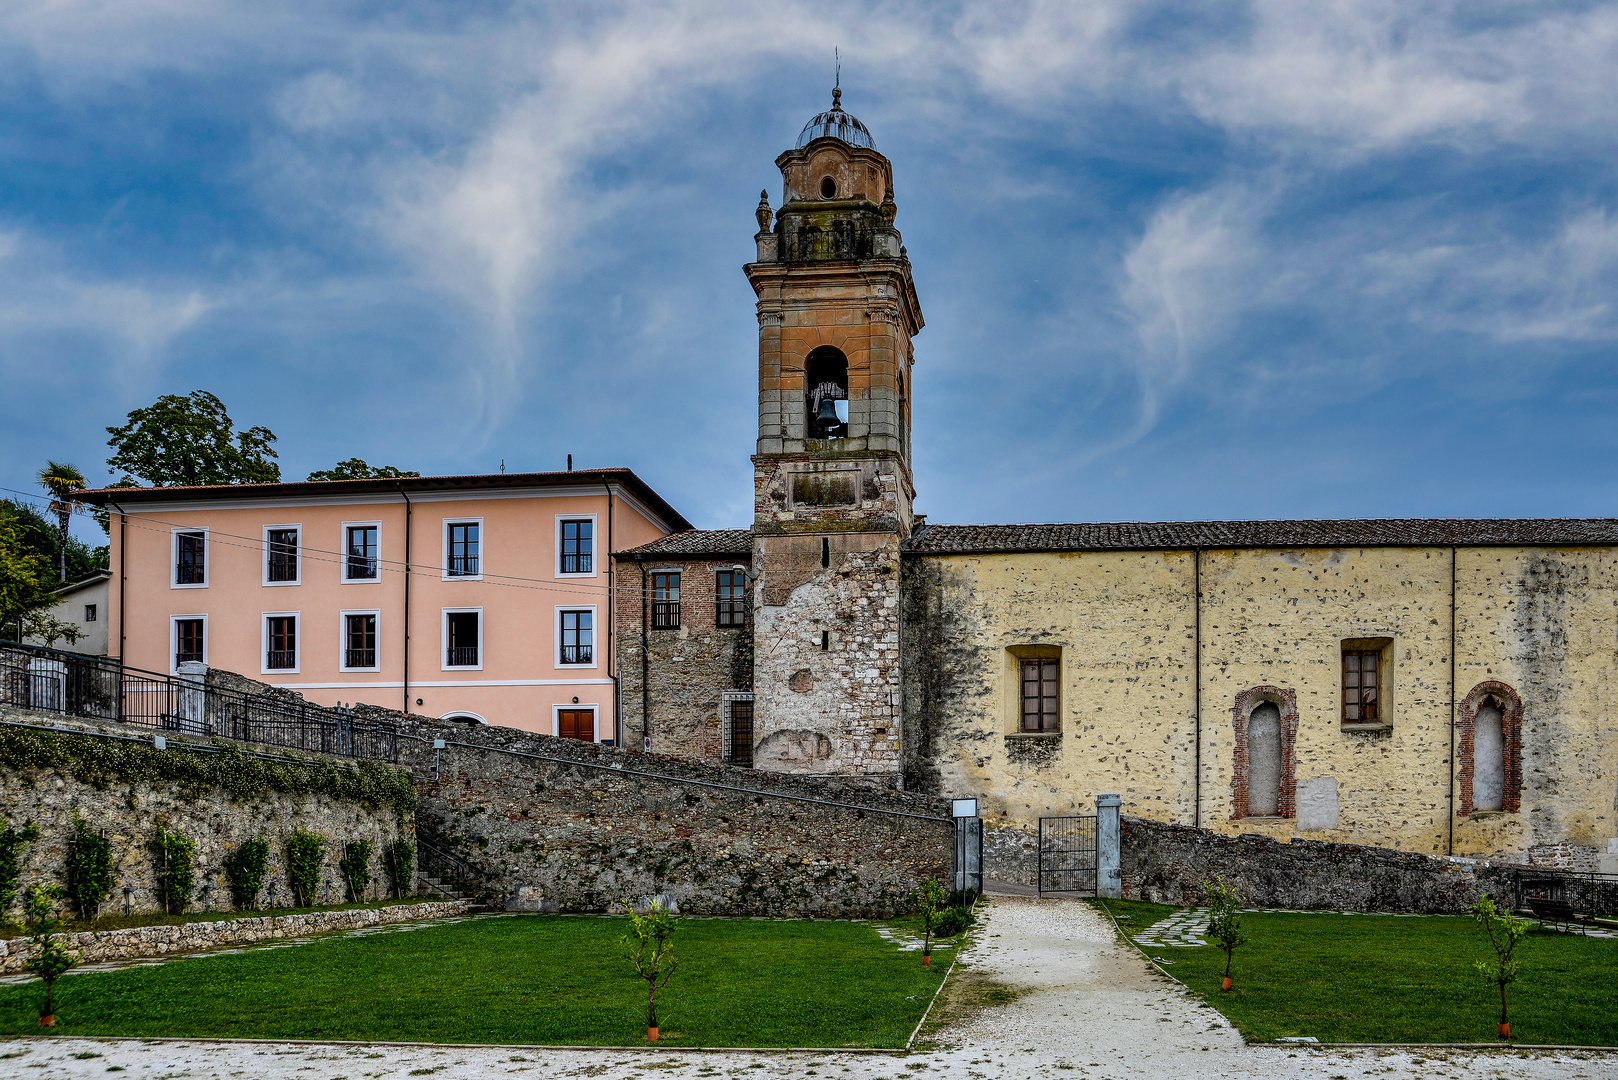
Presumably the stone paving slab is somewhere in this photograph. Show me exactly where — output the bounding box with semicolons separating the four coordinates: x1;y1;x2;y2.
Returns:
5;897;1614;1079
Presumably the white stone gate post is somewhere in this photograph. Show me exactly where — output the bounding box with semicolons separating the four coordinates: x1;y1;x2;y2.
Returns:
1096;792;1122;899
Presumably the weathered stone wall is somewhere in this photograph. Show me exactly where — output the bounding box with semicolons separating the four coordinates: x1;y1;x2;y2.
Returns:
1122;815;1618;916
0;900;472;973
349;707;953;916
615;555;754;762
753;533;903;777
0;707;413;917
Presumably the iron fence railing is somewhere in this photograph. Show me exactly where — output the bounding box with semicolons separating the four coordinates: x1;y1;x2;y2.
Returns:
651;601;680;630
446;646;480;668
417;837;496;901
345;648;377;669
266;650;297;670
0;640;404;763
1038;815;1098;896
560;644;592;665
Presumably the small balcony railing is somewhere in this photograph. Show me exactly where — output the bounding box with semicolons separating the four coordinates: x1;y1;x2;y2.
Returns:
267;555;298;582
446;646;480;667
651;601;680;630
561;553;592;574
265;650;297;670
344;648;377;669
175;649;203;666
447;556;479;577
346;556;377;579
716;600;746;627
560;644;593;665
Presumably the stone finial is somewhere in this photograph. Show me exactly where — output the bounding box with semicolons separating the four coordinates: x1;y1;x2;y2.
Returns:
880;185;897;226
755;189;772;233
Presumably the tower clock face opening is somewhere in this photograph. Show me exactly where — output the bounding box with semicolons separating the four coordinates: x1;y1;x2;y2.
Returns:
820;176;837;198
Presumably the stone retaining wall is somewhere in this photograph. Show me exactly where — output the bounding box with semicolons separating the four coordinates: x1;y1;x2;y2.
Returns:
0;899;473;974
1122;816;1618;915
0;707;414;917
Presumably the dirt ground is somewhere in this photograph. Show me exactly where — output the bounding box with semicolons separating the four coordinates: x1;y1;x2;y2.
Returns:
5;896;1615;1079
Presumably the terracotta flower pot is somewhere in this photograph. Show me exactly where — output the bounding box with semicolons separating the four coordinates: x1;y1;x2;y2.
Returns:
648;1027;659;1042
38;1014;54;1028
1221;977;1233;991
922;954;931;966
1499;1023;1510;1040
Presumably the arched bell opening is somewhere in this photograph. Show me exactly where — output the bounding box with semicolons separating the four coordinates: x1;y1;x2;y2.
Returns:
805;347;849;438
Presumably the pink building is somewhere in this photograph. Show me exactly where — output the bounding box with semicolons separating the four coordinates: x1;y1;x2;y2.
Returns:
81;469;690;741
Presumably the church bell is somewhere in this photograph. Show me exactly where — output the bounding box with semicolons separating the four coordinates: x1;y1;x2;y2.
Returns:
815;396;841;427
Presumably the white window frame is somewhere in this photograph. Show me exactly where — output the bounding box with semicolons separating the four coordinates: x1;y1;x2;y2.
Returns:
555;605;599;669
170;527;209;589
442;606;484;671
338;609;382;672
261;524;303;586
441;711;488;725
551;702;600;741
555;513;599;578
442;517;485;581
169;614;208;673
261;611;301;675
341;520;383;584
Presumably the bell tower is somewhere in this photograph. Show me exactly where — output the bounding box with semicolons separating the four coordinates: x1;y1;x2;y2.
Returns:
745;87;924;779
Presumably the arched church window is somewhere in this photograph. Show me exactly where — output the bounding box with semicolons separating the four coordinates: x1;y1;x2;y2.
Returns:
806;347;849;438
1247;702;1282;815
1472;696;1506;811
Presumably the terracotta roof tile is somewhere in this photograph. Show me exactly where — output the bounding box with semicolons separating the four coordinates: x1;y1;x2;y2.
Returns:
616;529;754;558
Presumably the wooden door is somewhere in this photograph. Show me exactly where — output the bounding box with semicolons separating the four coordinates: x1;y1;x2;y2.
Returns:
558;709;594;741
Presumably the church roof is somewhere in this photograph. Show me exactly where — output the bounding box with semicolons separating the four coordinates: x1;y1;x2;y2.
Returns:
904;517;1618;555
616;529;754;559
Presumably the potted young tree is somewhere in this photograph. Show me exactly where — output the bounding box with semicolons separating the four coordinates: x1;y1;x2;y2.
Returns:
1472;894;1528;1039
24;885;78;1027
1203;876;1247;992
621;897;680;1041
913;878;949;967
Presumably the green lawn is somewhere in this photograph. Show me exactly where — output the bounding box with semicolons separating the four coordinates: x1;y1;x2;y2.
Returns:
1097;898;1618;1046
0;914;950;1047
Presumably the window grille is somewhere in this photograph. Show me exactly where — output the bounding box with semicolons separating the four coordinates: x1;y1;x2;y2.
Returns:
175;619;204;666
345;613;377;669
446;611;480;667
266;616;297;670
560;609;593;664
175;532;206;585
651;573;680;630
447;522;480;576
346;526;378;580
1021;659;1060;732
267;529;299;582
716;570;746;627
724;693;755;768
560;519;593;574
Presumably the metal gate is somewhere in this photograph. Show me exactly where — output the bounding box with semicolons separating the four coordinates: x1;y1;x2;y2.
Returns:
953;816;983;902
1038;815;1097;896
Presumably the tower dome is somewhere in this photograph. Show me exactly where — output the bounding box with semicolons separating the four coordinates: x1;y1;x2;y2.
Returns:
795;87;875;150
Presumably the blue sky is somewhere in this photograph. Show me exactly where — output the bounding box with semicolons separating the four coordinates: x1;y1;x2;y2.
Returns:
4;1;1618;541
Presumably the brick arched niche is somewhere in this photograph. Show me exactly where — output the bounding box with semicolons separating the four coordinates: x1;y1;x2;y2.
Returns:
1230;686;1299;821
1456;681;1523;816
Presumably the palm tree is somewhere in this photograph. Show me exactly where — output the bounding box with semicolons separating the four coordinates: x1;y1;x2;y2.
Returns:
36;461;87;584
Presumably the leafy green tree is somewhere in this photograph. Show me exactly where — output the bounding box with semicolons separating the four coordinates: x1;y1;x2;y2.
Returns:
23;885;78;1024
65;816;115;921
1203;875;1248;990
339;839;374;902
106;390;280;487
306;459;420;482
1473;894;1529;1038
0;822;40;918
149;821;197;915
0;499;106;581
912;877;949;965
383;839;415;900
36;461;86;584
224;838;270;911
0;516;54;641
621;896;681;1040
286;829;324;907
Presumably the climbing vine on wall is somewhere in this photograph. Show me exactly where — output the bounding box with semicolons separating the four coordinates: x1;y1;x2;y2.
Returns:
339;839;373;902
223;838;269;911
0;727;416;818
286;829;324;907
0;821;39;916
149;820;197;915
66;816;115;920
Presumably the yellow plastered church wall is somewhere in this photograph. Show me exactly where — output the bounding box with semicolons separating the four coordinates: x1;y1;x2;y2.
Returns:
1452;547;1618;858
901;550;1198;833
1198;546;1453;853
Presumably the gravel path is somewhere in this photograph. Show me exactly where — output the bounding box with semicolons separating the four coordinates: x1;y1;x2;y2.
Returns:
6;896;1614;1079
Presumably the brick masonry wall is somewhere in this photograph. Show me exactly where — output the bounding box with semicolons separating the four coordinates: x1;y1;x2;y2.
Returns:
616;555;754;762
354;708;953;916
1121;815;1618;915
0;707;412;917
0;900;472;974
